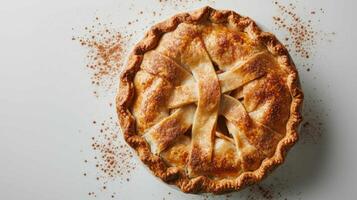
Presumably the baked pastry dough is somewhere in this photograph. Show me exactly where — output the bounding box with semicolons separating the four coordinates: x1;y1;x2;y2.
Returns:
116;6;303;193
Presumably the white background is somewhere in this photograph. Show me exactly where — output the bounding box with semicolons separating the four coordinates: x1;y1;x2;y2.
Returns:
0;0;356;199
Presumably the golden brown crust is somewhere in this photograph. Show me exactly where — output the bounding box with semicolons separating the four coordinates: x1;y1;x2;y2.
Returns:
116;6;303;194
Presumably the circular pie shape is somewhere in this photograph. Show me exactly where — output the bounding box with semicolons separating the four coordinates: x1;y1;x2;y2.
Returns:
116;6;303;193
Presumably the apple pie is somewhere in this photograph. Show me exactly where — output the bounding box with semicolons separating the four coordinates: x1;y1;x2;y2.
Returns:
116;6;303;193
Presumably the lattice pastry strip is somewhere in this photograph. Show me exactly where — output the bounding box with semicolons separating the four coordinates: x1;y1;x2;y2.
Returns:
143;105;196;154
181;37;221;177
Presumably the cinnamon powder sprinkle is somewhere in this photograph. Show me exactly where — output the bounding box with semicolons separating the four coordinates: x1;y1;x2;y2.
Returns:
272;1;317;59
243;183;287;200
73;17;131;96
89;117;136;180
81;115;137;197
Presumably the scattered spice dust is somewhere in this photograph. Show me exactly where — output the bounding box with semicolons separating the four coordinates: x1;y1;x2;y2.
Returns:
272;1;317;59
88;192;97;197
244;185;275;200
81;115;137;198
300;107;325;144
73;17;132;97
89;117;136;182
272;0;335;61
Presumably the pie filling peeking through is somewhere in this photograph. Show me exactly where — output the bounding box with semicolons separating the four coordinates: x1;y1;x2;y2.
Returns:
117;7;303;193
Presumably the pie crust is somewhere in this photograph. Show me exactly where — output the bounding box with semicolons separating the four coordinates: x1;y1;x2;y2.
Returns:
116;6;303;193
